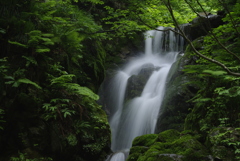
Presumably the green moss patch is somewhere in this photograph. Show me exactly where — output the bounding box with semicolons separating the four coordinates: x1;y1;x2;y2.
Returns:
127;129;210;161
132;134;158;147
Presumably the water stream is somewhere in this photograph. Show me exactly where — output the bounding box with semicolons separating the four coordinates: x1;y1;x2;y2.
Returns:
101;27;184;161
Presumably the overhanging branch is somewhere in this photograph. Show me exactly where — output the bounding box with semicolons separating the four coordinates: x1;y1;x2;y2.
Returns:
164;0;240;77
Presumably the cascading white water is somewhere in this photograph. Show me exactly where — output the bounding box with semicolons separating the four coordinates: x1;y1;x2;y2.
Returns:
102;27;184;161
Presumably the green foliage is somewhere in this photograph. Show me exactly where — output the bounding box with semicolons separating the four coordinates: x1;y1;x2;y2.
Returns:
10;152;52;161
0;0;111;160
0;109;5;130
77;0;104;4
5;76;42;89
209;127;240;160
2;0;239;160
8;40;28;48
66;133;78;146
128;130;208;161
202;70;227;76
50;74;99;100
0;57;8;76
183;3;240;148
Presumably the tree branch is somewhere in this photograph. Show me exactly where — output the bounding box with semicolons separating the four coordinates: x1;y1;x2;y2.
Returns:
195;0;240;63
164;0;240;77
135;14;184;36
217;0;240;36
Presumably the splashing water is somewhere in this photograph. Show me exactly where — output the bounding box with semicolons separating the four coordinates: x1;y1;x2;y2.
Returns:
102;27;184;161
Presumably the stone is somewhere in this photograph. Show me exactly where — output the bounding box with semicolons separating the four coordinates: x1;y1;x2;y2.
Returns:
127;129;211;161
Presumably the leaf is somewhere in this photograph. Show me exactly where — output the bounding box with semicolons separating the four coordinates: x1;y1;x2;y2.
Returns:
43;41;54;45
72;85;99;100
203;70;227;76
22;56;38;66
0;28;5;34
17;78;42;89
42;103;51;110
42;33;54;37
4;76;14;80
193;98;211;102
51;74;75;84
64;111;71;118
49;106;57;111
5;81;15;85
12;81;21;87
36;48;50;53
8;40;28;48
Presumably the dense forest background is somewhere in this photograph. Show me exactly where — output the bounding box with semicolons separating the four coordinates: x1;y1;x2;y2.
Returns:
0;0;240;160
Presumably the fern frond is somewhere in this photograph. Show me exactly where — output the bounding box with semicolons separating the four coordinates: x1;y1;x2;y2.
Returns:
51;74;75;84
17;78;42;89
64;83;99;100
203;70;227;76
51;74;99;100
8;40;28;48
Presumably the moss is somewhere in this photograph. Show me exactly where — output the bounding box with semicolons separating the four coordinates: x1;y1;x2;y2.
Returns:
129;146;149;154
137;148;160;161
157;129;180;143
127;153;142;161
132;134;158;147
128;130;210;161
151;142;174;153
158;155;176;161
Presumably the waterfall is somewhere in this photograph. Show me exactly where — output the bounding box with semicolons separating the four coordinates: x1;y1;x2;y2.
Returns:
101;27;184;161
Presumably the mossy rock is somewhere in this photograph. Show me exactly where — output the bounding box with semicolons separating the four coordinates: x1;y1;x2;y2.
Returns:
132;134;158;147
127;130;210;161
136;147;161;161
128;146;149;161
155;54;199;133
128;153;143;161
157;129;180;143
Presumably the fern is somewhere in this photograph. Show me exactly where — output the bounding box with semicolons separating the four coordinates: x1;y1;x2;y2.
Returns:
17;78;42;89
51;74;99;100
51;74;75;84
65;83;99;100
8;40;28;48
203;70;227;76
22;56;38;67
36;48;50;53
5;77;42;89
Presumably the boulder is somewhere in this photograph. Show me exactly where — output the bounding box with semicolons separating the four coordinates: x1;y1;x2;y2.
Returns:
127;129;211;161
125;63;159;100
188;14;224;41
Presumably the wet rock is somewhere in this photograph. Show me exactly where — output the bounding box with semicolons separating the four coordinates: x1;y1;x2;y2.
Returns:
125;63;159;100
188;14;224;40
156;51;199;133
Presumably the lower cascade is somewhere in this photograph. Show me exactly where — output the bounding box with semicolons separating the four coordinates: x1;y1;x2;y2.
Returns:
101;27;184;161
